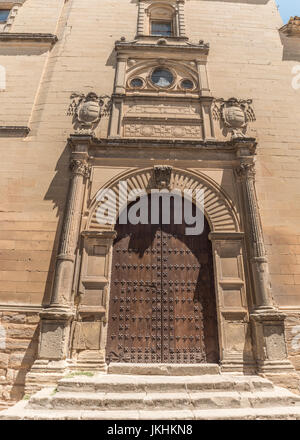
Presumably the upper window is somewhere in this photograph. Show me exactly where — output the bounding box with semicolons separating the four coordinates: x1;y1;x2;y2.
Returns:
151;20;172;37
137;1;186;38
0;10;10;23
147;4;176;37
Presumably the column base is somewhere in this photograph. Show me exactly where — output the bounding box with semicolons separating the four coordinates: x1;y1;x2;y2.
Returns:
25;359;72;395
251;309;300;394
70;350;107;373
257;360;300;394
221;359;257;375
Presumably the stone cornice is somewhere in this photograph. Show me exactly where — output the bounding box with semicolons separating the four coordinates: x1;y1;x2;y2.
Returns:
0;126;30;137
115;39;209;55
0;33;58;44
280;16;300;38
68;133;257;154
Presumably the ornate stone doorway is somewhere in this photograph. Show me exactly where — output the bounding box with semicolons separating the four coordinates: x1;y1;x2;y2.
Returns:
106;195;219;364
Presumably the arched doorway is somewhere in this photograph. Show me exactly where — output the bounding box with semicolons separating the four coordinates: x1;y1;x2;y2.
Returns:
106;194;219;364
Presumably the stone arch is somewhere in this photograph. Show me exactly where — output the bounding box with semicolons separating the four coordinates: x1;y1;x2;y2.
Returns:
86;167;240;233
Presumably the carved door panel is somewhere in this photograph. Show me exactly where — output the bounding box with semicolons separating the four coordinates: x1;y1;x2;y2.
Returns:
106;197;219;364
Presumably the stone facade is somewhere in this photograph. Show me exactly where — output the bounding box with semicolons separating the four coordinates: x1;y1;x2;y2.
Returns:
0;0;300;405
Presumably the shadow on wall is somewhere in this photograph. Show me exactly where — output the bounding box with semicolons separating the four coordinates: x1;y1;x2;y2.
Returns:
42;144;71;306
106;49;117;68
10;326;39;401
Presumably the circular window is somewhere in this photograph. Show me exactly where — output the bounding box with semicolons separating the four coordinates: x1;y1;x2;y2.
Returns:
130;78;144;89
181;79;194;90
151;68;174;88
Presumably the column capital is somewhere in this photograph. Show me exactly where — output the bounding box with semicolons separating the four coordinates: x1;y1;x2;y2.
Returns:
70;158;91;178
234;160;256;181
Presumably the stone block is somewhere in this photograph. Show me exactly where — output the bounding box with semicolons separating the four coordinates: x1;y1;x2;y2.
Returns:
6;325;37;340
0;353;9;369
1;313;26;324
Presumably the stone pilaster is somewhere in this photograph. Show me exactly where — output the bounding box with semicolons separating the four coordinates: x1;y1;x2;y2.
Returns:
177;0;186;37
26;145;90;393
137;1;146;36
235;143;299;387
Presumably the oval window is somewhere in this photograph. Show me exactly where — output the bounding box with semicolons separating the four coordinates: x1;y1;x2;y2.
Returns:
151;68;174;88
130;78;144;89
181;79;194;90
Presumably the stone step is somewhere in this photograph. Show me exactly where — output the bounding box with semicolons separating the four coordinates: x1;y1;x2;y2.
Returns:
2;372;300;420
107;363;220;376
27;387;300;411
2;400;300;420
57;374;274;394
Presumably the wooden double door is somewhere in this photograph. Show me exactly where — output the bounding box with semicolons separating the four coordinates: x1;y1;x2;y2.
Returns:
106;196;219;364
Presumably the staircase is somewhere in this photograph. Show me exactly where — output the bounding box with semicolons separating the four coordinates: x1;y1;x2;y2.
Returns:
1;364;300;420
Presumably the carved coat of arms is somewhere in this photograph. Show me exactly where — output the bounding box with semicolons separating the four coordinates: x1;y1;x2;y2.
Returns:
213;97;256;139
67;92;112;133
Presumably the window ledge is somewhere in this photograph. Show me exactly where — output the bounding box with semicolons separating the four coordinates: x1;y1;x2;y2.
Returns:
0;32;58;44
0;126;30;137
116;38;209;54
136;35;189;42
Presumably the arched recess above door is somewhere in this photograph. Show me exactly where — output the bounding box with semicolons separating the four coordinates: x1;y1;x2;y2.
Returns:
86;167;240;233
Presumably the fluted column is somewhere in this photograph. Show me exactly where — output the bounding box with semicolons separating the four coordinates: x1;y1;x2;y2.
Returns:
50;157;90;308
235;159;273;310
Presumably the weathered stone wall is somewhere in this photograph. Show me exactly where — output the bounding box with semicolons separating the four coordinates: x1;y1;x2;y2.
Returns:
285;312;300;372
0;0;299;401
0;310;39;406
